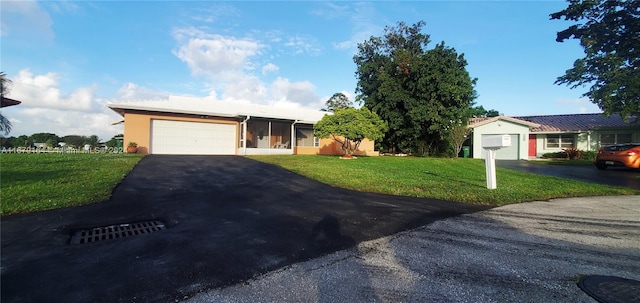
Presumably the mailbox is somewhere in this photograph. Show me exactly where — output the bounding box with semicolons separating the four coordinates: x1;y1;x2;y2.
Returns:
482;134;511;149
482;134;511;190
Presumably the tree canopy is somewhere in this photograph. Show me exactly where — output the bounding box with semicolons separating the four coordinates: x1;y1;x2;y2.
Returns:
313;107;387;156
354;21;477;156
551;0;640;121
2;133;105;148
1;72;13;135
322;92;353;112
469;105;500;118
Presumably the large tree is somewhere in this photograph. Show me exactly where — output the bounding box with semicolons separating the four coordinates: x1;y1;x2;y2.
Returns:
322;92;353;112
469;105;500;118
313;107;387;157
354;21;477;156
551;0;640;120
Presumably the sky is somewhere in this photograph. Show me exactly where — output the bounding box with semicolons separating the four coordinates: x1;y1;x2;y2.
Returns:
1;0;602;141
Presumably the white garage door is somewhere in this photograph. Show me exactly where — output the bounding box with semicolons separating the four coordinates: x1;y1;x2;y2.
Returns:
151;120;236;155
481;134;520;160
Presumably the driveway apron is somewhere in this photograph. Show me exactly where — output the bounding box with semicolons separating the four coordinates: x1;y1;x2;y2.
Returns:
1;155;489;303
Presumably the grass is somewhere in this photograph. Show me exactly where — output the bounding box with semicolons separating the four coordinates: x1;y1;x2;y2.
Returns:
2;154;636;215
250;155;639;206
1;153;144;215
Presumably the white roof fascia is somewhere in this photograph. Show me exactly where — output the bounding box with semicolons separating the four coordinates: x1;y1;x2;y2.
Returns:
470;116;540;129
108;96;328;123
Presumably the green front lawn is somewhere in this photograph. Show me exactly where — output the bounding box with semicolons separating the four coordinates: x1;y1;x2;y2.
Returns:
1;153;144;215
250;155;638;205
2;154;636;215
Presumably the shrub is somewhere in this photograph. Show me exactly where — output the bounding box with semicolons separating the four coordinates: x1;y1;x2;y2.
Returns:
563;147;584;160
582;150;597;161
541;151;567;159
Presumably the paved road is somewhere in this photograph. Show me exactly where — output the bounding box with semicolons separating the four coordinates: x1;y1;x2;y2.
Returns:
187;195;640;303
1;156;488;303
497;160;640;189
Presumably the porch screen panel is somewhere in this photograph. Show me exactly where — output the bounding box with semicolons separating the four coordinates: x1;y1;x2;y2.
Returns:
296;128;315;147
247;120;269;148
271;122;291;148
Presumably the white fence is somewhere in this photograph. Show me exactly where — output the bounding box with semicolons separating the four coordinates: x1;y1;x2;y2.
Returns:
1;146;124;154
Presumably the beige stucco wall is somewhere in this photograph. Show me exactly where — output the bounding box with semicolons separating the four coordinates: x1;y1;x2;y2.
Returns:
123;111;239;154
294;137;379;156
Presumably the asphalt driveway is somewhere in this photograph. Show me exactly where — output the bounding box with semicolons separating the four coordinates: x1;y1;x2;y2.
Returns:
1;155;488;303
497;160;640;189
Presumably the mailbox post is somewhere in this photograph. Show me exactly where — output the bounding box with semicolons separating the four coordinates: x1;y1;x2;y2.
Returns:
482;135;511;189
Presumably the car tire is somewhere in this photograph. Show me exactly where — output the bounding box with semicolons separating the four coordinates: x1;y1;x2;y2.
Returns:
596;163;608;170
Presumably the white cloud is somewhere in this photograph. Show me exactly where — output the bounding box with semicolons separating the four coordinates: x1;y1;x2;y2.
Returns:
284;36;321;56
115;82;171;100
172;27;262;81
10;69;95;111
4;106;122;141
189;4;240;23
311;2;350;19
171;26;322;108
47;1;81;14
271;77;321;108
262;63;279;75
220;76;268;103
2;69;123;140
0;0;54;42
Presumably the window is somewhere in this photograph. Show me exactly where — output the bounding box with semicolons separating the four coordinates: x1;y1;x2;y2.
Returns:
600;133;632;146
600;134;615;146
617;134;632;144
545;134;574;149
546;135;559;149
296;128;318;147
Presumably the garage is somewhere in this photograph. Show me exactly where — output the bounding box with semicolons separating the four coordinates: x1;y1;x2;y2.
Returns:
480;134;520;160
150;120;236;155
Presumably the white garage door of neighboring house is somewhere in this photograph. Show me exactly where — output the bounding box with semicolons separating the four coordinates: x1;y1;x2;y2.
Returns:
481;134;520;160
151;120;236;155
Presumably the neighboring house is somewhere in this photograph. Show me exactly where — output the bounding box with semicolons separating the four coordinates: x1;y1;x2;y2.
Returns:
468;113;639;160
108;95;379;156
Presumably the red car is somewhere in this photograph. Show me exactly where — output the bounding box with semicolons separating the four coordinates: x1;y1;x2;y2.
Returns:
595;143;640;169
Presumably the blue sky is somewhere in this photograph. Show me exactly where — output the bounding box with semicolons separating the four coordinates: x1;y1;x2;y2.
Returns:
1;0;601;140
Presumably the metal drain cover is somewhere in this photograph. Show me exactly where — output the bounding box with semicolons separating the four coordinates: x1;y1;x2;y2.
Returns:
578;275;640;303
71;220;166;244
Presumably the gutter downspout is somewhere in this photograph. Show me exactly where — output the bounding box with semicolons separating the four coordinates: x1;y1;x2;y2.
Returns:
292;120;299;155
241;115;251;155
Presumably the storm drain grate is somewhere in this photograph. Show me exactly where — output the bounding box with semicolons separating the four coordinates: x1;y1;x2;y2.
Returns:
70;220;166;245
578;275;640;303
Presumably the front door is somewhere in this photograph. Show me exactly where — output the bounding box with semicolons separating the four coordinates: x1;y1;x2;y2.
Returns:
528;134;537;157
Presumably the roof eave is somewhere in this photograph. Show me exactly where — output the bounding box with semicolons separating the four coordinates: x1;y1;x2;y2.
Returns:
469;116;540;128
108;104;240;118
